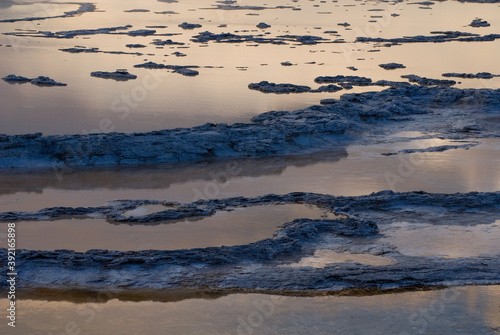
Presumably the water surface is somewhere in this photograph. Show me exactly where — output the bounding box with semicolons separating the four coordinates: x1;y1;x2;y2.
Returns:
0;204;336;251
1;0;499;135
2;285;499;335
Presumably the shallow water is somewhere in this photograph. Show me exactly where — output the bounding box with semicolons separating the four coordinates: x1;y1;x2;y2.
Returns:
1;0;500;135
281;249;396;268
0;137;497;212
122;203;177;217
2;285;499;335
380;221;500;259
0;204;336;251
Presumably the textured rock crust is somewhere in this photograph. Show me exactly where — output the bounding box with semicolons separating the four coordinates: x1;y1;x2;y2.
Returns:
5;25;134;38
133;61;200;76
442;72;499;79
178;22;202;30
469;18;490;27
379;63;406;70
90;70;137;80
248;81;343;93
190;31;335;45
3;75;67;86
356;31;500;44
1;86;500;169
401;74;456;86
1;191;499;292
256;22;271;29
59;47;144;56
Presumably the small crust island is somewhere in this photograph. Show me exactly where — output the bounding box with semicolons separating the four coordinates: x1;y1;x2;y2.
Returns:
90;70;138;81
2;75;67;86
